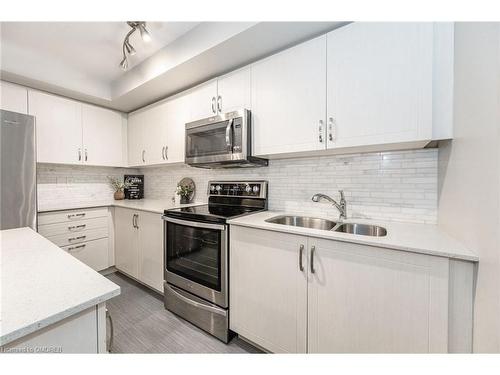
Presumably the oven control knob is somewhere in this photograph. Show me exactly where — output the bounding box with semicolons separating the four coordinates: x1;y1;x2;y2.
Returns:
210;185;215;191
252;185;260;193
215;185;221;192
245;185;251;193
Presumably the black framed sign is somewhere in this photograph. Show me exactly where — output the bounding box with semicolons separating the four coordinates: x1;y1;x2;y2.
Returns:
124;175;144;199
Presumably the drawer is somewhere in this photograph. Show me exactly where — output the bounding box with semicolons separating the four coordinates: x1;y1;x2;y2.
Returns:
38;207;108;225
62;238;109;272
38;217;108;237
45;227;108;247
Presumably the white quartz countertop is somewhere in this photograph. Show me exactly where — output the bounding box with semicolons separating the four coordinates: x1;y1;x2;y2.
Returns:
0;227;121;346
37;198;206;215
227;211;479;262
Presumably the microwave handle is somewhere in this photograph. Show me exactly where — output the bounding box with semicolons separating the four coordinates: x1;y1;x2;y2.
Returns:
225;119;234;152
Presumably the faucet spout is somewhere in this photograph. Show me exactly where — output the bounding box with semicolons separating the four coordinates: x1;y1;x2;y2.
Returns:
311;191;347;220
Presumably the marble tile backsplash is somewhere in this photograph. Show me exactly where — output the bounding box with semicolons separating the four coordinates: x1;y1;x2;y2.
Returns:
37;164;140;209
37;149;438;224
142;149;438;224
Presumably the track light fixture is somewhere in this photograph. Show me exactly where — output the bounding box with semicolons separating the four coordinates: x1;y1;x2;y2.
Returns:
119;21;151;71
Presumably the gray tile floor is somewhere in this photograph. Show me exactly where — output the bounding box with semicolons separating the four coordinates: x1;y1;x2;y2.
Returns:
106;272;261;353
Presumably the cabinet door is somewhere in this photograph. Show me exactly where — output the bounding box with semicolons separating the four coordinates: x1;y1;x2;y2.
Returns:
163;93;190;164
114;208;139;278
230;226;308;353
138;212;164;293
216;68;251;113
127;110;145;166
307;237;449;353
63;238;109;272
251;35;327;157
141;103;168;166
29;90;82;164
0;81;27;114
187;80;218;121
326;23;433;149
82;104;125;167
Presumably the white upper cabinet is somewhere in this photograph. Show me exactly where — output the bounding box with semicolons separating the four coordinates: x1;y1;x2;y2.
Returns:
0;81;28;114
216;68;252;113
326;23;433;149
161;93;190;163
82;104;126;167
29;90;82;164
127;110;147;166
251;35;327;157
187;80;218;121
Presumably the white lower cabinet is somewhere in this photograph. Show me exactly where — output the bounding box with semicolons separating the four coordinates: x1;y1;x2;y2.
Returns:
114;207;163;293
38;208;111;272
230;226;455;353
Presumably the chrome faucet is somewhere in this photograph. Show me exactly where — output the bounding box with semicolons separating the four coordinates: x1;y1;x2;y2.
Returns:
311;191;347;220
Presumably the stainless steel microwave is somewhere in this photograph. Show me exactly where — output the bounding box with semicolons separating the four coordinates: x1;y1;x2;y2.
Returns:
184;109;268;169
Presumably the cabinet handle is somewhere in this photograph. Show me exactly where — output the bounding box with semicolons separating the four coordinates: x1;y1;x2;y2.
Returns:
68;224;86;231
310;245;316;274
162;146;165;160
165;146;168;160
68;235;86;242
142;150;145;163
328;117;335;142
217;95;222;113
84;148;88;162
211;97;216;114
135;214;139;229
318;120;324;143
132;214;136;228
299;244;304;272
78;148;82;161
67;244;86;252
67;213;86;219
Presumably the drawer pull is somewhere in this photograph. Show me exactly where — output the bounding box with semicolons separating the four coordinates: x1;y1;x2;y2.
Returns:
67;244;86;252
68;235;86;242
67;213;86;219
68;224;86;231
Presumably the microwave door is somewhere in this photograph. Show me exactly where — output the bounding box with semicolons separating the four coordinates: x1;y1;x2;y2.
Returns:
185;120;233;164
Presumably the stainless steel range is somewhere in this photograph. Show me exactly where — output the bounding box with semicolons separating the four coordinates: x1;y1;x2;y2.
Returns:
162;180;268;342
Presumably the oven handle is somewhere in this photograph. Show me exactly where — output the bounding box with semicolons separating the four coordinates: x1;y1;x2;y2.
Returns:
165;283;227;316
162;216;226;231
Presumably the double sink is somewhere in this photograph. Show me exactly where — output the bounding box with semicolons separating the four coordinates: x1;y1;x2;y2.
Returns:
265;215;387;237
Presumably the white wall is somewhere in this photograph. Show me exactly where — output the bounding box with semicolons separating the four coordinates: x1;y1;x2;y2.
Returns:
438;22;500;352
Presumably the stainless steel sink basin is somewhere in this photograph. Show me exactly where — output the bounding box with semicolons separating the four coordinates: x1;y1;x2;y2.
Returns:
334;223;387;237
265;215;337;231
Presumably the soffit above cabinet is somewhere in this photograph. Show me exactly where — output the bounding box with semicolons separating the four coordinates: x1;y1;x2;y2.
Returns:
0;21;347;112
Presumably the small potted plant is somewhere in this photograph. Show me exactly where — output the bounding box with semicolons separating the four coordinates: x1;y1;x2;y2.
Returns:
176;183;194;204
108;176;132;200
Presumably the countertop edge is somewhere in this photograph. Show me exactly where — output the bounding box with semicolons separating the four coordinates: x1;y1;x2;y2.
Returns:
0;287;120;347
227;219;479;263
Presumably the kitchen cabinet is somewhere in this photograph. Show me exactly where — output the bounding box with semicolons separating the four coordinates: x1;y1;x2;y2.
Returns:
114;207;163;293
0;80;28;114
307;237;448;353
187;80;218;121
38;207;111;272
29;90;126;166
326;23;433;150
230;228;307;353
230;226;453;353
127;91;190;167
82;104;126;167
251;35;327;157
216;68;252;113
29;90;82;164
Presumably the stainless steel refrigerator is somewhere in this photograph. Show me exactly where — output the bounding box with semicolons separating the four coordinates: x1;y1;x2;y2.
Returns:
0;109;37;230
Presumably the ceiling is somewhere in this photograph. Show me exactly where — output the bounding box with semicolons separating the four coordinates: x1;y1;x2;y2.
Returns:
0;22;347;112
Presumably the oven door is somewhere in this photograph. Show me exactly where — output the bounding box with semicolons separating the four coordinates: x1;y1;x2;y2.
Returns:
185;111;247;165
163;216;228;308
